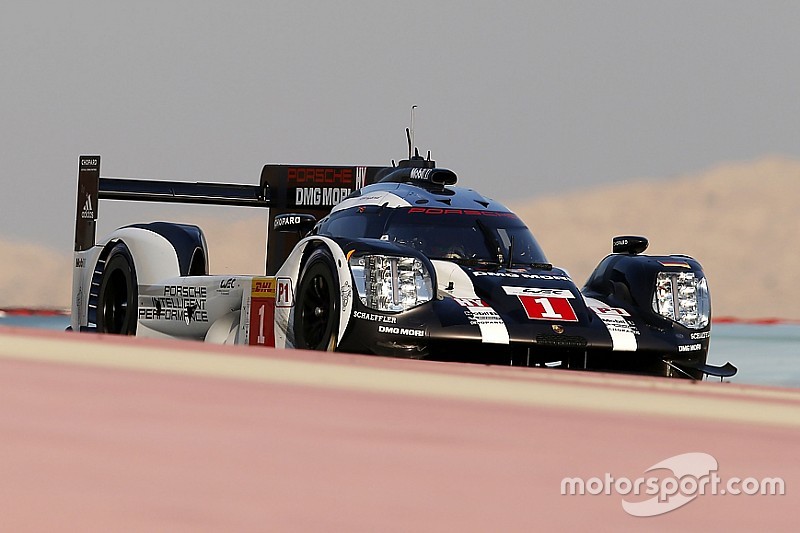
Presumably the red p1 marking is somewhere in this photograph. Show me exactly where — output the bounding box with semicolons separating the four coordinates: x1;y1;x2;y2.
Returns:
276;277;294;308
518;296;578;322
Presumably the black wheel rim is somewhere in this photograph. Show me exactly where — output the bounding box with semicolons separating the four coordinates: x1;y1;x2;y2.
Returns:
300;273;333;348
103;268;129;334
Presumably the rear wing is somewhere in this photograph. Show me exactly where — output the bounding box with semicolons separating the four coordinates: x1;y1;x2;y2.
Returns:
74;156;389;274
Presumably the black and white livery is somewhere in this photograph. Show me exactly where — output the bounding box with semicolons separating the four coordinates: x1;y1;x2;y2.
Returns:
70;151;736;379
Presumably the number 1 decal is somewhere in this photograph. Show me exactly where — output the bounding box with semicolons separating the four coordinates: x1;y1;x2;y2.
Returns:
250;277;276;346
535;297;562;319
257;304;266;344
518;296;578;322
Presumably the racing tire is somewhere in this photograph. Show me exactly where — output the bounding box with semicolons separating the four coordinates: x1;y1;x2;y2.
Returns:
97;243;138;335
294;249;339;351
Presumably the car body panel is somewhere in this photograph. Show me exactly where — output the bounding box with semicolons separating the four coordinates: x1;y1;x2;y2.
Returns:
69;154;729;379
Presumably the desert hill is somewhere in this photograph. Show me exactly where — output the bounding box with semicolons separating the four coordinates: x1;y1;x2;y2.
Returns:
1;157;798;319
510;156;800;319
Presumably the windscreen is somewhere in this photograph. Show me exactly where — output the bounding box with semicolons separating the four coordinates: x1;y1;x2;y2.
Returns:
383;208;548;265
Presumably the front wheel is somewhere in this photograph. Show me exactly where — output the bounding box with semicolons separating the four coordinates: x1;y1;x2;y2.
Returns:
293;249;339;351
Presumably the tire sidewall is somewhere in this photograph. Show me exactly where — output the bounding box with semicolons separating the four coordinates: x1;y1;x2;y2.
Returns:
97;243;138;335
294;249;340;351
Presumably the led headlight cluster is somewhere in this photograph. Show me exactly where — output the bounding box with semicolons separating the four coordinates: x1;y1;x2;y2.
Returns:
349;254;434;312
652;271;710;329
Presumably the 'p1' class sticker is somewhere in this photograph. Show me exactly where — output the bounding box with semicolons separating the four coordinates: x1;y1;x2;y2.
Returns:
453;298;510;344
585;297;637;351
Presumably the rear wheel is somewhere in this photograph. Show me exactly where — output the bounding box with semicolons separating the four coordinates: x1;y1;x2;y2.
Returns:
97;243;138;335
294;249;339;351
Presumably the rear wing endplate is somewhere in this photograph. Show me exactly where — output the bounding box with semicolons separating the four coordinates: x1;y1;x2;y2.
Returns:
74;156;389;274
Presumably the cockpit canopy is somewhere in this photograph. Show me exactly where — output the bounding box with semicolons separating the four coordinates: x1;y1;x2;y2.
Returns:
317;205;548;266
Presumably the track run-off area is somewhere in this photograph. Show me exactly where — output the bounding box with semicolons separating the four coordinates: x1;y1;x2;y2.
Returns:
1;325;798;531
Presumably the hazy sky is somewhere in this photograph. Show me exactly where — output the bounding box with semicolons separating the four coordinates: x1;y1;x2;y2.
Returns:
2;1;800;250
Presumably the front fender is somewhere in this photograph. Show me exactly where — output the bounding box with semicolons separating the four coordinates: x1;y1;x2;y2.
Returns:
274;236;352;349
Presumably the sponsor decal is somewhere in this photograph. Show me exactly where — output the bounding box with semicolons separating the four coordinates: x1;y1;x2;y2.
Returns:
75;257;86;268
678;343;702;352
377;325;425;337
690;331;711;340
276;277;294;308
138;304;207;323
590;305;630;317
410;168;432;180
341;280;352;308
472;271;572;281
294;187;351;206
163;285;207;298
599;313;639;339
353;310;397;324
407;207;517;217
464;306;506;327
219;278;237;289
75;287;83;310
502;287;574;298
274;215;302;229
452;297;509;343
81;194;94;220
355;166;367;189
454;297;486;308
613;238;628;247
138;285;209;323
357;194;385;202
76;157;99;236
659;261;691;269
454;298;508;327
251;277;277;298
250;277;277;347
287;167;353;185
597;314;636;334
585;297;638;350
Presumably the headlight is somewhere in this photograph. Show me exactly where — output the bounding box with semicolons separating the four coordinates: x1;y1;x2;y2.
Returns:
349;254;434;312
652;271;710;329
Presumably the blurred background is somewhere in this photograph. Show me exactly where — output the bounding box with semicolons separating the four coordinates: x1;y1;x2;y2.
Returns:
1;1;799;318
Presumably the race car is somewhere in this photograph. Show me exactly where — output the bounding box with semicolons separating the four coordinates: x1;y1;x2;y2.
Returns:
70;149;736;380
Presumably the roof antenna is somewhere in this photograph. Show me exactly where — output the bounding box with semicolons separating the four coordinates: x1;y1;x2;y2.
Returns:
410;105;417;149
406;128;412;160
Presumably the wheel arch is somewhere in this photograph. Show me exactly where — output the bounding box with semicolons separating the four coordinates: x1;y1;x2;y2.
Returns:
85;224;205;332
275;236;353;349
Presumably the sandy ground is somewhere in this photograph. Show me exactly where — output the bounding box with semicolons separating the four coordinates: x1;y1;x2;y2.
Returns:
1;326;798;532
2;157;799;318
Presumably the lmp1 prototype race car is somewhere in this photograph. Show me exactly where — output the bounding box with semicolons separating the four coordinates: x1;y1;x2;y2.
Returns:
70;148;736;380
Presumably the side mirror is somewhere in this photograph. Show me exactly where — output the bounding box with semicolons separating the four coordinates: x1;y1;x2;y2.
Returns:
613;235;649;255
274;213;317;234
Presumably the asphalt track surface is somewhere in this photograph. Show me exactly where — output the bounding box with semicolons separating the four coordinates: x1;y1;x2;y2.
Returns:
1;326;797;532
